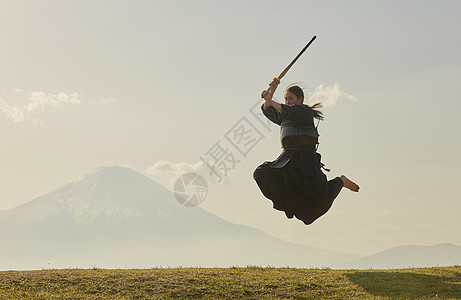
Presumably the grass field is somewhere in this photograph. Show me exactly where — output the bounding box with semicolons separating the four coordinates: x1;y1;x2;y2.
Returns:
0;266;460;299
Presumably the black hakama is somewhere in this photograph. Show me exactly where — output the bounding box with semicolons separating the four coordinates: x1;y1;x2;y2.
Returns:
253;103;344;225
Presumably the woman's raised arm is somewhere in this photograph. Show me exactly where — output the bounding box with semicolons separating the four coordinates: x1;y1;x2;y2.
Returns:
261;78;282;112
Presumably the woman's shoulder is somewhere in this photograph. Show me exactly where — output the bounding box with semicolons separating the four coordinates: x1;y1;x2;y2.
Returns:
286;104;313;112
281;104;314;122
285;103;311;108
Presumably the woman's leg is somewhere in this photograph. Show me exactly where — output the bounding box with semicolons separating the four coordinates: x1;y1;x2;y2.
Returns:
340;175;360;192
253;162;286;211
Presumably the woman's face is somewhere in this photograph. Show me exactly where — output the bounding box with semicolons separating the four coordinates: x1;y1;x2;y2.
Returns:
284;91;303;105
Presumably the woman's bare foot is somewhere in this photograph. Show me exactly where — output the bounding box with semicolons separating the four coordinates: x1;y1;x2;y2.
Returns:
340;175;360;192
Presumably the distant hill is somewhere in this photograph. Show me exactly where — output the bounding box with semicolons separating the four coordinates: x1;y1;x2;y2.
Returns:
337;243;461;269
0;166;361;270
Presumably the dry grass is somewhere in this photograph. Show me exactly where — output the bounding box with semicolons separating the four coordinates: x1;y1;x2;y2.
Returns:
0;266;460;299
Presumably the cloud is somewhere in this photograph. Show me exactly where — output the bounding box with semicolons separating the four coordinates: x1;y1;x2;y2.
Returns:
147;160;229;190
0;89;115;125
0;90;81;124
308;83;357;108
26;91;81;113
148;160;205;177
0;98;25;122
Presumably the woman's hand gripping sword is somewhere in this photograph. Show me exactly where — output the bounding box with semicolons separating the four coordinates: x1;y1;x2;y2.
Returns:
261;35;317;99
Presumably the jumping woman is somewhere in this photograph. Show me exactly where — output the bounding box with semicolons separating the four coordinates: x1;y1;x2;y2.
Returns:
253;78;360;225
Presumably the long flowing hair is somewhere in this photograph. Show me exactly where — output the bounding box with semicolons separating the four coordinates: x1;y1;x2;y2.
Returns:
286;85;324;121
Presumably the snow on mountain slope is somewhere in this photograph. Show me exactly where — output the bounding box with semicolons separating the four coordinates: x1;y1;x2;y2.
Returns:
0;166;225;227
0;166;362;270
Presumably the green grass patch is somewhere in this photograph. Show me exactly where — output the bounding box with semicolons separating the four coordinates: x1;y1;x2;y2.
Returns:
0;266;460;299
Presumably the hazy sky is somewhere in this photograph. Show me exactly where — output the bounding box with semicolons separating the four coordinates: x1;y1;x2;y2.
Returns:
1;0;460;255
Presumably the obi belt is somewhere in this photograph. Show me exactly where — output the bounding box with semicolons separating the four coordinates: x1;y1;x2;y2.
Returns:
270;145;320;176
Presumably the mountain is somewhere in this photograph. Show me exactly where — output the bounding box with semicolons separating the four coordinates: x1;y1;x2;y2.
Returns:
338;243;461;269
0;166;362;270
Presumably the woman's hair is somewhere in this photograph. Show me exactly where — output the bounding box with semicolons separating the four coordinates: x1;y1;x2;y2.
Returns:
286;85;324;121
